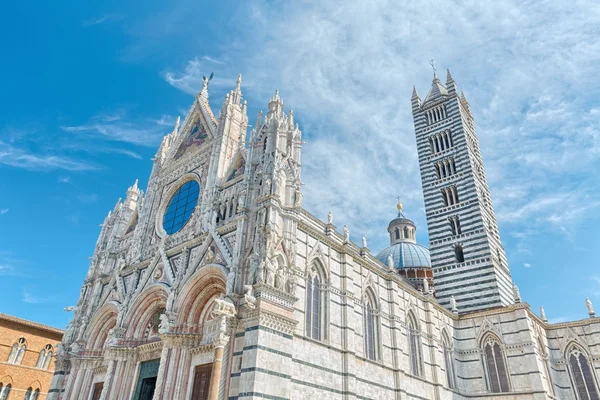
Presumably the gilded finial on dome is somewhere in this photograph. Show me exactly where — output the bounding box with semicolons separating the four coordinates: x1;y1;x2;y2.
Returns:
397;196;403;213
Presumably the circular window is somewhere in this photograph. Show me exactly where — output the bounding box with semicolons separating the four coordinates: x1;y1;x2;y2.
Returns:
162;180;200;235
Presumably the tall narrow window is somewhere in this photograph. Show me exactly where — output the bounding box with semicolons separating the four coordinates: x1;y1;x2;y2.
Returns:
0;384;11;400
364;291;379;361
408;313;422;376
305;264;325;341
395;229;400;240
25;388;32;400
443;332;455;389
568;346;600;400
483;336;510;393
35;349;46;368
455;245;465;263
9;337;26;364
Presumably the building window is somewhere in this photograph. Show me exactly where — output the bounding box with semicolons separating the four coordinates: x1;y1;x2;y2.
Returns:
306;263;327;341
449;216;461;236
395;229;400;240
454;245;465;263
442;331;456;389
482;335;510;393
0;384;11;400
8;337;26;364
162;180;200;235
407;312;422;376
36;344;53;369
567;346;600;400
364;291;380;361
442;186;459;207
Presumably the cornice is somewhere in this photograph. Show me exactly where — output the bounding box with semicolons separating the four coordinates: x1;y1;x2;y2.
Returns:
0;313;64;336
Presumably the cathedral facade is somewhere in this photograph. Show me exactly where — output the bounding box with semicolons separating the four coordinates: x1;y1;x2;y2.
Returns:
49;72;600;400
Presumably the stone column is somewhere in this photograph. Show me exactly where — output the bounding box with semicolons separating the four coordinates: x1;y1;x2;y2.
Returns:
207;344;226;400
47;357;67;400
151;345;171;400
99;358;117;400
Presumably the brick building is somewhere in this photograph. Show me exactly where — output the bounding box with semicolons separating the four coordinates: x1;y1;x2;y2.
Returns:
0;313;64;400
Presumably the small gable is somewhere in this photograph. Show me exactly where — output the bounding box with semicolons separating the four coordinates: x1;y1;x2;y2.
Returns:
174;114;211;161
226;153;246;182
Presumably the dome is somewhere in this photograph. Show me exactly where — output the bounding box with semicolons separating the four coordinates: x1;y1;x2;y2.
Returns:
376;242;431;269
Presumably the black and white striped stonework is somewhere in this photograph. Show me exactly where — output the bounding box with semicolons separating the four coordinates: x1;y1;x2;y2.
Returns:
411;71;514;313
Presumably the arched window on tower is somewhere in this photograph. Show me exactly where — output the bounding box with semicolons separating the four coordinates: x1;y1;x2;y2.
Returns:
454;244;465;263
305;262;327;341
567;344;600;400
407;312;423;376
404;227;410;239
482;334;510;393
395;229;400;240
442;331;456;389
364;290;380;361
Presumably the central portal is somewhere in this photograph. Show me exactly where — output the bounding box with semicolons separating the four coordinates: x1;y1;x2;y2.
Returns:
133;359;160;400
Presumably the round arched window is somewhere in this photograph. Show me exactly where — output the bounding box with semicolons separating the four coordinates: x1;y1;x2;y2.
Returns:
162;180;200;234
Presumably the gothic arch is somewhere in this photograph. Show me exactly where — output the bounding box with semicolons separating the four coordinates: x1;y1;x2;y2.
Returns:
480;332;510;393
87;304;118;349
176;265;227;325
407;310;423;376
565;342;600;400
306;256;328;281
124;284;169;338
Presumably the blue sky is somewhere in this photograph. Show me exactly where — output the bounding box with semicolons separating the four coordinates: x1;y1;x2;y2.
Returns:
1;1;599;329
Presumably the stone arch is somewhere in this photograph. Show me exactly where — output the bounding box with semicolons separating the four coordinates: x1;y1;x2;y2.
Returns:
0;375;14;385
26;380;42;392
175;265;227;325
441;327;452;348
87;304;118;349
124;284;169;338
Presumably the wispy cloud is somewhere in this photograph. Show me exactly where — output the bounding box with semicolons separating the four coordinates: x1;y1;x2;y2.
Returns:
164;0;600;248
61;110;168;147
0;208;9;215
22;288;56;304
0;139;98;171
523;263;532;268
82;14;124;27
76;194;98;204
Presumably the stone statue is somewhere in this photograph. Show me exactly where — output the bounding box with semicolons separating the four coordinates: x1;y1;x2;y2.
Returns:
158;313;170;334
166;290;176;313
263;178;272;196
116;302;127;327
286;271;298;296
294;188;303;207
512;283;521;303
64;305;78;313
586;298;595;316
343;225;350;243
243;285;256;309
265;260;275;286
77;317;89;340
255;260;265;284
450;296;458;313
275;267;286;291
226;268;236;295
362;235;367;248
205;246;215;263
387;254;394;270
328;211;333;225
540;306;548;322
423;278;430;294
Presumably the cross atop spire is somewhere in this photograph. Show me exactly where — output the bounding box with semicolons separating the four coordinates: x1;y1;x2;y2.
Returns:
430;59;437;78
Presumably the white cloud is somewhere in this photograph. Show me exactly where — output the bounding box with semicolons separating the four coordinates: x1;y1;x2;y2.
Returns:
0;140;98;171
22;288;55;304
62;111;167;147
0;208;8;215
163;57;241;95
523;263;532;268
82;14;124;27
162;0;600;250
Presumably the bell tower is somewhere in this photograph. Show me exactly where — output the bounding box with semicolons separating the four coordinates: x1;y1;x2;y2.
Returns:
411;66;513;313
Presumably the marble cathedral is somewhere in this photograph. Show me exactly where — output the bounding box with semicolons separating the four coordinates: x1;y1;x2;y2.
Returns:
49;71;600;400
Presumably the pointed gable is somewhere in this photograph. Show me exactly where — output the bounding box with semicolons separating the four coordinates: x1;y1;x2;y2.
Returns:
225;151;246;182
173;112;212;161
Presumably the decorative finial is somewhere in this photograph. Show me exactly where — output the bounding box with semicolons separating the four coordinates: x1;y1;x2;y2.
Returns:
430;59;437;78
451;296;458;314
397;196;403;214
236;73;242;88
587;298;595;317
540;306;548;323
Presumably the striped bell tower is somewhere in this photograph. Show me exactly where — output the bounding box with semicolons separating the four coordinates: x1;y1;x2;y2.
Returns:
411;66;514;313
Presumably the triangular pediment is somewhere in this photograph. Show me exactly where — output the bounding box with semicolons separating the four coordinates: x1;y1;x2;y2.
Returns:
171;111;214;162
224;151;246;183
